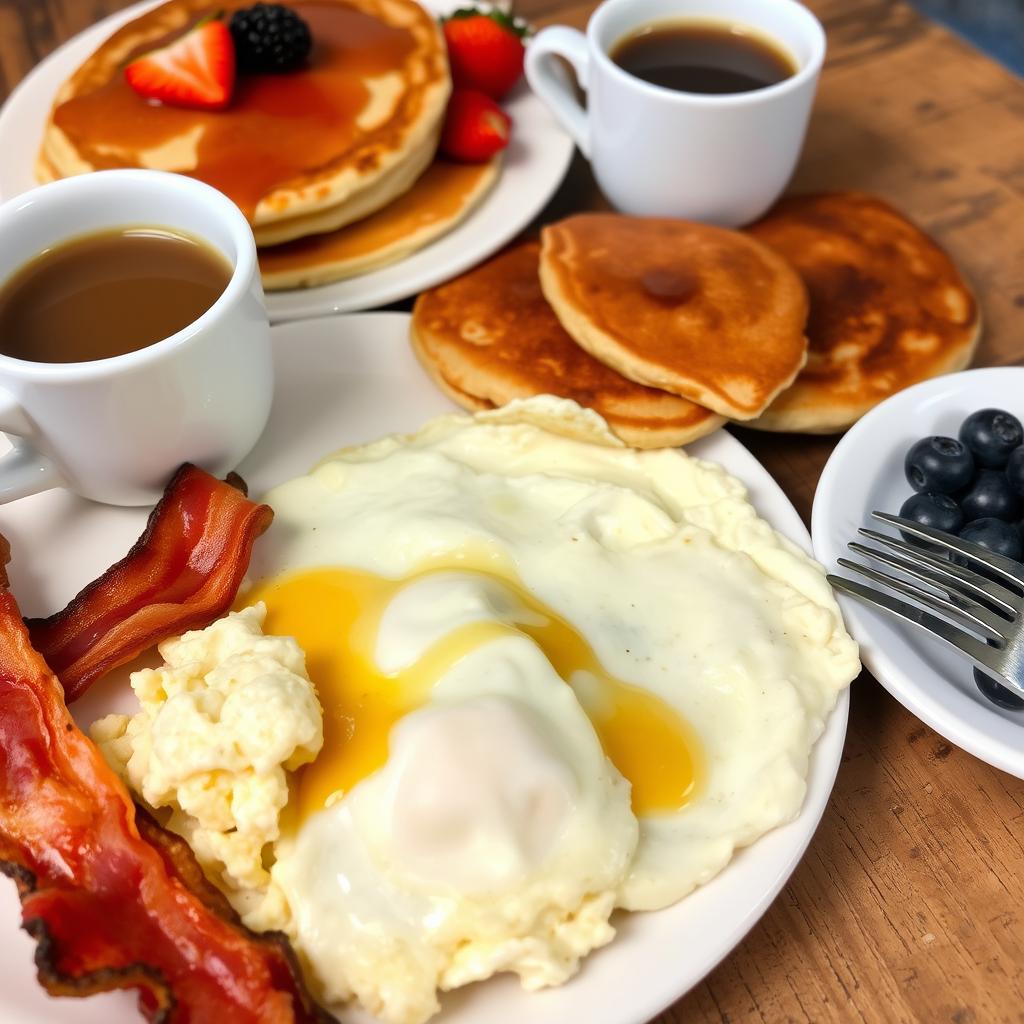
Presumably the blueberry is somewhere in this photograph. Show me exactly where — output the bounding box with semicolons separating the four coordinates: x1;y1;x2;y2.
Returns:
957;517;1023;560
958;408;1024;469
898;492;963;549
959;470;1020;523
904;436;974;494
973;668;1024;711
1006;446;1024;496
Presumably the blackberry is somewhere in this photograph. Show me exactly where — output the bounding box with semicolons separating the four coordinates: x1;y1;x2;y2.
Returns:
230;4;312;73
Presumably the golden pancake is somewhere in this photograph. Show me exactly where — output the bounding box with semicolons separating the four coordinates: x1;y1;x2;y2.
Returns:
411;241;726;448
745;192;981;433
40;0;450;243
418;357;494;411
260;158;499;289
539;214;809;421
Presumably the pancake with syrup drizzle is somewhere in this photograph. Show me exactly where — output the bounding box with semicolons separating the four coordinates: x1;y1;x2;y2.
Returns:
260;157;499;288
539;214;809;421
745;192;981;433
39;0;451;246
411;241;726;448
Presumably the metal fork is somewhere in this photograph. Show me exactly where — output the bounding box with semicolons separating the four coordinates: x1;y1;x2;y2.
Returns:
826;511;1024;699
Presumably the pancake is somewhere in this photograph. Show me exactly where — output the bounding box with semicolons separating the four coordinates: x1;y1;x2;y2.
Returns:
411;241;726;448
745;192;981;433
419;358;494;412
538;214;809;421
40;0;450;243
260;158;499;289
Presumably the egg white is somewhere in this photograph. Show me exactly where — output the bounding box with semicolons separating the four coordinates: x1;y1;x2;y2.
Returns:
242;396;860;1018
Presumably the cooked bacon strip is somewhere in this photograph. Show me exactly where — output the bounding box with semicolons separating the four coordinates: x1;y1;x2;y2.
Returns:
0;541;330;1023
27;464;274;703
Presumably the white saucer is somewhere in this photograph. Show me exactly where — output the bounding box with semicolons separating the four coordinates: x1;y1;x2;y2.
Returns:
0;313;849;1024
0;1;574;322
812;366;1024;780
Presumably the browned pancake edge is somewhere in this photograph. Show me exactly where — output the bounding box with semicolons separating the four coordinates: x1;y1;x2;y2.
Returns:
746;192;980;433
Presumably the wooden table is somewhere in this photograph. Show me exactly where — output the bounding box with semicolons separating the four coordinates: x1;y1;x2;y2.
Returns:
3;1;1024;1021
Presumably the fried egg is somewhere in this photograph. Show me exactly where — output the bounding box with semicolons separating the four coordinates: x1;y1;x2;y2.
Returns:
270;629;637;1024
235;396;859;1022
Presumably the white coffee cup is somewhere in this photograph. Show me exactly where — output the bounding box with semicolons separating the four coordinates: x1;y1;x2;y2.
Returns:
525;0;825;226
0;169;273;507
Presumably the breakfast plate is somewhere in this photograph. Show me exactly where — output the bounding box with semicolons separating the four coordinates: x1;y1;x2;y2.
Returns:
812;366;1024;781
0;0;574;322
0;312;849;1024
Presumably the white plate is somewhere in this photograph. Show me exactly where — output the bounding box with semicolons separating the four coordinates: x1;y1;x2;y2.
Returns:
0;313;848;1024
0;0;574;322
812;366;1024;780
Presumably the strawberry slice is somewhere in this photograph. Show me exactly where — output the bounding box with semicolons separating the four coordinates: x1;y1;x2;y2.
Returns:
125;19;236;111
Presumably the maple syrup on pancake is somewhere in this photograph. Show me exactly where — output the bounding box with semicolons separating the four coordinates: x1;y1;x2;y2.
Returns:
611;19;796;95
0;227;231;363
259;160;492;271
52;1;420;220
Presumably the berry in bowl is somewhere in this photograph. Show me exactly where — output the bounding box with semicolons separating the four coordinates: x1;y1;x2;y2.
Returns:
897;408;1024;710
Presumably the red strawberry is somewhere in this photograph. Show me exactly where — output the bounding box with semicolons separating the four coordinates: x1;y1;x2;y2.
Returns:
125;19;236;111
442;9;525;100
440;88;511;163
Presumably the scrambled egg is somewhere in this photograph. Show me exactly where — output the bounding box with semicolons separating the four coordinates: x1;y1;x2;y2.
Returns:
92;604;323;929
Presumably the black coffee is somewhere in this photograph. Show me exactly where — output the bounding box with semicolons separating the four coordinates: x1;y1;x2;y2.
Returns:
611;19;797;95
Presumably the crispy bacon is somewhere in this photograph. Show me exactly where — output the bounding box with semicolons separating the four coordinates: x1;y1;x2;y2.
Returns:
0;537;330;1023
27;464;274;703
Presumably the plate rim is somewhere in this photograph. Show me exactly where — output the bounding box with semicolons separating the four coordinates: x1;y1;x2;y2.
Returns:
811;364;1024;780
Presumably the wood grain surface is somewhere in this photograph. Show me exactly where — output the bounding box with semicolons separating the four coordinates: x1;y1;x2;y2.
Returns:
2;0;1023;1021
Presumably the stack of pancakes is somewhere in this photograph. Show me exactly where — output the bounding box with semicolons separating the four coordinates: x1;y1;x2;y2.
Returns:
39;0;499;289
413;197;979;445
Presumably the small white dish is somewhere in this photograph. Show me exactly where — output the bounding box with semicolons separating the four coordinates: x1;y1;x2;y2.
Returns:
812;366;1024;781
0;0;574;322
0;312;848;1024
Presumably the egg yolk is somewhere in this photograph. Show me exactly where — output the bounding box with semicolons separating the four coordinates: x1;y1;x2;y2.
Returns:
244;555;703;820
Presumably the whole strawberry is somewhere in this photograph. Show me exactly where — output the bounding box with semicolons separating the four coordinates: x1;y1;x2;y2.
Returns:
440;88;511;162
442;8;525;100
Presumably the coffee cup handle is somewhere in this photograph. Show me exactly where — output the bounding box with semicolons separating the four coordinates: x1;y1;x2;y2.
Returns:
525;27;591;157
0;390;62;504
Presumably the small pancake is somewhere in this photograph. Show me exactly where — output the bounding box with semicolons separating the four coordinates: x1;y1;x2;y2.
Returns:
411;241;726;448
539;214;809;421
260;158;499;289
419;358;494;412
41;0;450;239
745;192;981;433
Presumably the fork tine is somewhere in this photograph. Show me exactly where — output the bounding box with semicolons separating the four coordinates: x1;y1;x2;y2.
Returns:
836;557;1007;641
856;529;1018;616
871;512;1024;588
827;574;1003;674
848;539;1017;619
